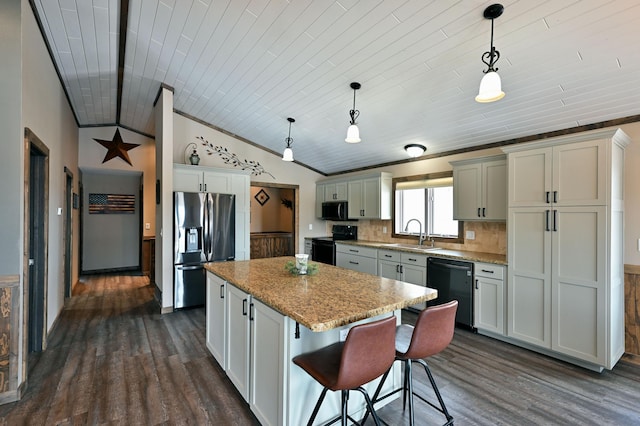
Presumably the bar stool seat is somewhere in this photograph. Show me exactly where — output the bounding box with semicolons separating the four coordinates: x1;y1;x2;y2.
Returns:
366;300;458;426
293;315;397;426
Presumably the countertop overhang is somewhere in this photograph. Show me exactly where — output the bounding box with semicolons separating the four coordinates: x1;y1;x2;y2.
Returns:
205;257;437;332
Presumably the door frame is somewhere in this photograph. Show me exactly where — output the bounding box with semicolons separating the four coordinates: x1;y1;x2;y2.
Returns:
22;128;49;364
251;182;299;253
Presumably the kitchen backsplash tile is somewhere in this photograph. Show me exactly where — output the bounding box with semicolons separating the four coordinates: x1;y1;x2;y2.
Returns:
327;220;506;255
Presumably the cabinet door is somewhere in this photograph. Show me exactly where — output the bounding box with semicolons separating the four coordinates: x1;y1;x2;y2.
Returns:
335;182;348;201
203;171;232;193
174;168;204;192
507;207;552;348
508;148;552;208
323;182;347;201
206;273;227;368
552;140;606;206
474;276;504;334
482;159;507;220
551;206;606;364
361;177;381;219
250;299;286;426
226;285;251;401
453;163;482;220
347;179;364;218
402;264;427;310
378;259;401;280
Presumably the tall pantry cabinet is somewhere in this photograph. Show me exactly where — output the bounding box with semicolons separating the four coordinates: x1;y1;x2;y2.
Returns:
503;128;629;371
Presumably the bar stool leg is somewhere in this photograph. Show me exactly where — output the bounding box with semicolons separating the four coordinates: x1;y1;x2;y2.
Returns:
306;387;329;426
407;360;415;426
417;359;454;425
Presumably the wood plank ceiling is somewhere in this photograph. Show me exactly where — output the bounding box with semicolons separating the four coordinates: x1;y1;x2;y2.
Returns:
31;0;640;175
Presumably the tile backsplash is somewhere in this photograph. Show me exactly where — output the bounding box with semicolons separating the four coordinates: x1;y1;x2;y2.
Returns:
327;220;506;255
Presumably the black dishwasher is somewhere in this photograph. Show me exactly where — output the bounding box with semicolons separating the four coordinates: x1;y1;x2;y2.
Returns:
426;257;474;329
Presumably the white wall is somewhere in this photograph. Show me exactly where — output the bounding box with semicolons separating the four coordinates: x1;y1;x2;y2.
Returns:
78;127;156;237
173;113;326;250
21;1;79;333
81;172;141;271
250;186;294;233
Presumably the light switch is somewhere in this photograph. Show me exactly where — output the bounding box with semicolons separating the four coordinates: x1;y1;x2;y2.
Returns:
308;224;313;230
383;226;387;233
145;223;151;230
57;207;62;216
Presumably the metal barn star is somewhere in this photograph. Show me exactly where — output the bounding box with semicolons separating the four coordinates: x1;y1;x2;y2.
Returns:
93;129;139;166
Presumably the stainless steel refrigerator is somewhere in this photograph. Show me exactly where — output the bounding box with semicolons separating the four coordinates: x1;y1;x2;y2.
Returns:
174;191;235;309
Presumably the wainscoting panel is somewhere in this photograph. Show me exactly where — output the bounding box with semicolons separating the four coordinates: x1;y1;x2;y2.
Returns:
624;266;640;357
0;275;20;404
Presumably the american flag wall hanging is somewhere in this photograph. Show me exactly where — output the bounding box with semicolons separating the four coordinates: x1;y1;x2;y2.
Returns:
88;193;135;214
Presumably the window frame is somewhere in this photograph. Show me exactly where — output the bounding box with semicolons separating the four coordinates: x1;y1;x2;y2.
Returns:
391;171;464;244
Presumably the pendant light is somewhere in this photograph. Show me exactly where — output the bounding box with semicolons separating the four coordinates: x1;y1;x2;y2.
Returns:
282;117;295;162
475;4;505;103
404;144;426;158
345;82;361;143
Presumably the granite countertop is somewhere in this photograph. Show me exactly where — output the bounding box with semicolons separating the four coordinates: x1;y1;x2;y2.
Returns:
335;240;507;265
205;257;437;332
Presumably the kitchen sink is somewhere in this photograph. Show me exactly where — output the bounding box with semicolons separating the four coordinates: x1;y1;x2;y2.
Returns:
382;243;442;251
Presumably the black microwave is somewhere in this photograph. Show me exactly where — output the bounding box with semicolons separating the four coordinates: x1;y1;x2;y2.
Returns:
321;201;349;221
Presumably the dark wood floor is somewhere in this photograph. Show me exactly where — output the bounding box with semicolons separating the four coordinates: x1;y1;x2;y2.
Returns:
0;273;638;425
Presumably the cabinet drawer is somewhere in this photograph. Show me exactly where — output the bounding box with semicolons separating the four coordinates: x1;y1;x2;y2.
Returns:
475;262;505;280
378;249;401;262
401;252;428;267
335;244;378;259
336;253;378;275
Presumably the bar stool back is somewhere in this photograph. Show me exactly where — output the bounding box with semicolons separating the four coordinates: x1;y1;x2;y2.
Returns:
292;315;396;426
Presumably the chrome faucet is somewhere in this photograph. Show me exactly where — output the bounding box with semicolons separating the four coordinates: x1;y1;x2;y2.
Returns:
404;219;425;245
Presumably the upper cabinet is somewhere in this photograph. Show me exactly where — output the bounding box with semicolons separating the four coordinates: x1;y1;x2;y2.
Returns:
347;173;392;220
316;172;392;220
451;155;506;221
507;139;607;208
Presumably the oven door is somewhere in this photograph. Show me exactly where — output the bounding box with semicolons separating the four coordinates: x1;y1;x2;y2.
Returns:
311;239;335;265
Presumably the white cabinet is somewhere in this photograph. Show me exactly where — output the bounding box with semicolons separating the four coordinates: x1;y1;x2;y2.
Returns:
225;284;251;400
451;155;506;221
173;164;251;260
474;263;506;335
347;173;392;219
224;283;287;426
503;128;629;370
378;250;427;309
336;243;378;275
249;299;286;426
206;272;227;368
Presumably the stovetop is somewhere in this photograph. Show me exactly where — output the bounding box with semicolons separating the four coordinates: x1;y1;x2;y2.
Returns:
312;225;358;242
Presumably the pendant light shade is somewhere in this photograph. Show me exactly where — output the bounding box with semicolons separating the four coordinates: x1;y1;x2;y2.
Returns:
345;82;362;143
476;4;505;103
282;117;295;162
476;71;505;103
404;144;426;158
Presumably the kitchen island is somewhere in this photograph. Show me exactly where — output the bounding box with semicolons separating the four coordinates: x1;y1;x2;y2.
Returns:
205;257;437;426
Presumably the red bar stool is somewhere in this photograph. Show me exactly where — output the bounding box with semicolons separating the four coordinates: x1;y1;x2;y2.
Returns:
292;315;397;426
366;300;458;426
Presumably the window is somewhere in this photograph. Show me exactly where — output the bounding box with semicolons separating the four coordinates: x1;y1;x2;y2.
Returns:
393;173;461;241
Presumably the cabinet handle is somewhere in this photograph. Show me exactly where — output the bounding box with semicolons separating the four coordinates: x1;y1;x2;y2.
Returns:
242;298;247;316
477;207;481;217
349;249;359;253
220;284;224;299
475;279;479;290
349;261;359;265
482;207;486;217
545;210;550;231
396;264;400;273
553;191;558;203
249;303;255;321
546;191;550;203
553;210;558;232
408;258;417;262
481;269;494;273
384;254;392;258
399;265;404;274
200;183;203;192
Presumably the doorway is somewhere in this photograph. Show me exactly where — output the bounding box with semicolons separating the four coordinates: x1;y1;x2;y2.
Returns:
63;167;73;299
249;183;299;258
23;129;49;359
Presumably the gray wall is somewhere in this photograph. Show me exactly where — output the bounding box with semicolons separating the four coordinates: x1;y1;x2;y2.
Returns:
0;0;22;274
82;171;141;271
